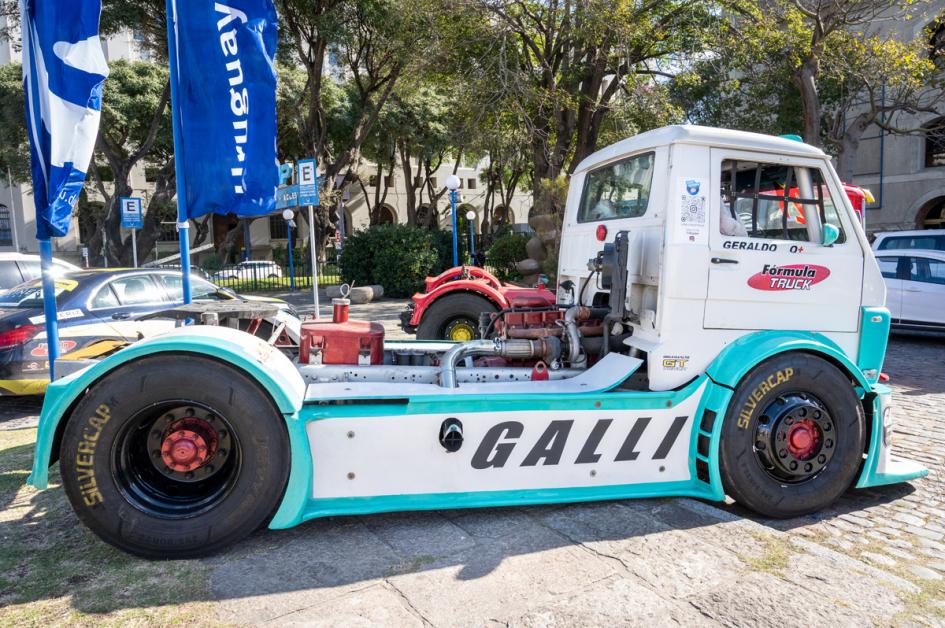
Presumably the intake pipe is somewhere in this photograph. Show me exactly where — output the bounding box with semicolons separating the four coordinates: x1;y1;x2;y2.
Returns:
563;306;609;364
440;337;562;388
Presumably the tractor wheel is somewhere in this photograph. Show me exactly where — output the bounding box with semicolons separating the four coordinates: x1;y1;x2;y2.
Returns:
415;293;498;341
59;355;290;558
718;353;865;518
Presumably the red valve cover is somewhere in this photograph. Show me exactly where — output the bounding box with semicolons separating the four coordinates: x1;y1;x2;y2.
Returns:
300;319;384;365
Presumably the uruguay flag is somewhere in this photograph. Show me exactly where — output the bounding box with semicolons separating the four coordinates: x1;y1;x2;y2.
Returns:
168;0;279;219
21;0;109;240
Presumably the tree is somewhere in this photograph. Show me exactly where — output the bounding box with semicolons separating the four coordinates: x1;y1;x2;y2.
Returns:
462;0;717;199
88;60;174;266
278;0;445;253
673;0;945;180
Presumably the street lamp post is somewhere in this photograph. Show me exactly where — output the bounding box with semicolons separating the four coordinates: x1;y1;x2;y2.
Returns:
445;174;460;267
465;209;476;264
283;209;296;290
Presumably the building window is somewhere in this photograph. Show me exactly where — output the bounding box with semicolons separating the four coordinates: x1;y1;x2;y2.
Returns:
368;174;378;187
0;205;12;246
269;213;289;239
158;223;180;242
429;177;437;189
384;175;394;187
467;178;477;190
924;118;945;168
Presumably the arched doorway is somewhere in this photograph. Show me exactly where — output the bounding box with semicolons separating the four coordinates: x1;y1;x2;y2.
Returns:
378;204;397;224
492;205;510;231
916;196;945;229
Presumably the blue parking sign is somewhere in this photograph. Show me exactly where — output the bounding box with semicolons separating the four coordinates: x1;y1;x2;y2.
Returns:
297;158;319;206
120;197;143;229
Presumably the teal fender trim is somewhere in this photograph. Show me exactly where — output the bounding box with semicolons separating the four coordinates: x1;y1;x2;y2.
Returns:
705;330;871;390
28;326;306;490
856;384;928;488
269;376;736;528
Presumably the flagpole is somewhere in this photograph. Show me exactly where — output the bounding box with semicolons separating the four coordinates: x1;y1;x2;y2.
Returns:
38;239;58;380
165;0;191;304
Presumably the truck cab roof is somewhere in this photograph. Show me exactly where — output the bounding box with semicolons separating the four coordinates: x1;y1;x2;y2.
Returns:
574;125;826;174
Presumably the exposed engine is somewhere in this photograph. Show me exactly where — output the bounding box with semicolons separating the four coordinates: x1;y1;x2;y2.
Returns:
298;233;634;388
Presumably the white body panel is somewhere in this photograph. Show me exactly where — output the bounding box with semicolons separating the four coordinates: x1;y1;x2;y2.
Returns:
555;125;881;391
308;381;705;499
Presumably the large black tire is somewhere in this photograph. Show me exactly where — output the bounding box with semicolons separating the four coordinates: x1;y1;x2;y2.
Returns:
719;353;865;518
59;355;290;558
415;293;498;341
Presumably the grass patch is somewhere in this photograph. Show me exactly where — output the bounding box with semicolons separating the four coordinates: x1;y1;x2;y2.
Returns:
0;427;220;625
740;531;792;576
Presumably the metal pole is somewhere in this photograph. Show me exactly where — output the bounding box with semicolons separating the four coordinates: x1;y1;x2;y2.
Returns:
166;0;191;304
6;168;19;252
38;239;58;380
450;190;458;266
469;219;475;262
131;227;138;267
287;221;295;290
308;205;320;317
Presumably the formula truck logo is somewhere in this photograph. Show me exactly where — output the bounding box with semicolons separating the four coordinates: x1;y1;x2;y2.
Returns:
748;264;830;291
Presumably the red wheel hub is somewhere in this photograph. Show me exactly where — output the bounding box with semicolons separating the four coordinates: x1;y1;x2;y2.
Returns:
160;418;218;473
786;418;820;460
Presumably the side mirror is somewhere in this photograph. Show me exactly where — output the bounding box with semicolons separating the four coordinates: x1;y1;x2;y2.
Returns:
822;223;839;247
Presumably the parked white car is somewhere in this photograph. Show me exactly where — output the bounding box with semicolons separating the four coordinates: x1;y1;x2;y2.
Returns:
875;248;945;332
872;229;945;253
0;252;80;290
212;260;283;281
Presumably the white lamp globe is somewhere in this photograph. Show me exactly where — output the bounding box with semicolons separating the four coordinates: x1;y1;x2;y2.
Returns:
465;210;475;220
445;174;461;191
282;209;295;221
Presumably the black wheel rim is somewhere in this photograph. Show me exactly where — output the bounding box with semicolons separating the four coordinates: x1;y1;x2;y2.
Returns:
112;401;241;519
752;392;836;484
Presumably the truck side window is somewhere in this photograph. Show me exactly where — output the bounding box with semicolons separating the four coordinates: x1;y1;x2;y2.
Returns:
578;152;654;223
720;160;845;243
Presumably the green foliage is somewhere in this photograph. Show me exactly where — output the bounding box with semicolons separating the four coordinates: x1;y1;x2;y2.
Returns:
0;64;30;183
486;234;528;282
271;244;307;269
338;224;444;297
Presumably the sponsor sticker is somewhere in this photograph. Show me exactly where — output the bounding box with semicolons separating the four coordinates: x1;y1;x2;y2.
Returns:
747;264;830;291
29;308;85;325
662;355;690;371
30;340;79;358
678;177;707;244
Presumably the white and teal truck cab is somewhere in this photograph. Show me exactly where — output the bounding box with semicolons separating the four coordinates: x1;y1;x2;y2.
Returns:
29;125;926;558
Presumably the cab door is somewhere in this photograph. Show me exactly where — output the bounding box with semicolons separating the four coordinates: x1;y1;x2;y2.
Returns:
704;150;863;332
900;255;945;329
875;255;904;323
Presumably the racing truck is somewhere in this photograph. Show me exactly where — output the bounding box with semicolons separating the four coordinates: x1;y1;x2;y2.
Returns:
29;125;926;558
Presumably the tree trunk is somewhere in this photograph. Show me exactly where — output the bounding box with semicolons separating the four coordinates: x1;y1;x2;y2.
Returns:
836;114;873;182
794;61;822;147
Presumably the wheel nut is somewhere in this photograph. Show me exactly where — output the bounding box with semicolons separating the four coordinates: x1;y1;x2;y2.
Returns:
790;461;798;470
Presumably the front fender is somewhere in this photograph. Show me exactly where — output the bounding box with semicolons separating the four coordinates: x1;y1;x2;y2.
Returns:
410;282;508;326
706;330;871;391
28;325;306;490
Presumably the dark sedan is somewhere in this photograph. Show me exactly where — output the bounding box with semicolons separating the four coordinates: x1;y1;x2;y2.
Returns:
0;268;295;395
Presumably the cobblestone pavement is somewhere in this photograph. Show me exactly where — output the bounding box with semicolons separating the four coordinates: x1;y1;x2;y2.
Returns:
1;301;943;625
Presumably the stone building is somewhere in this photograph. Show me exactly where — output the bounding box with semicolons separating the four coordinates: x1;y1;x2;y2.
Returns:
851;1;945;232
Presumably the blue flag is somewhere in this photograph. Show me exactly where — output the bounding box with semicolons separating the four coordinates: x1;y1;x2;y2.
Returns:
168;0;279;218
21;0;109;239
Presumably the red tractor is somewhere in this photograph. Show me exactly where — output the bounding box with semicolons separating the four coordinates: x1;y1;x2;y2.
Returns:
400;266;555;340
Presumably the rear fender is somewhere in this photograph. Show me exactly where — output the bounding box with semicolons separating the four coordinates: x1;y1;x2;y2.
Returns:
28;325;306;490
409;282;508;326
